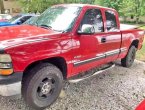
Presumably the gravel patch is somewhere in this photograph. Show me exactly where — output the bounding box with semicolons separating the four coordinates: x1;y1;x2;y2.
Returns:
0;60;145;110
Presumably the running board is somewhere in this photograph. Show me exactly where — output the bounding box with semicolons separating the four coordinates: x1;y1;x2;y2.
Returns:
68;63;115;83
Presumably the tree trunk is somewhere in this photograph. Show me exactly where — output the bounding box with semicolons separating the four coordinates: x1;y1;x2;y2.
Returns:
123;16;127;22
0;0;5;14
136;17;139;24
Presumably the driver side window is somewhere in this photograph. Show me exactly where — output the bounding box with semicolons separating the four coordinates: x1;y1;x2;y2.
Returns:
79;9;104;33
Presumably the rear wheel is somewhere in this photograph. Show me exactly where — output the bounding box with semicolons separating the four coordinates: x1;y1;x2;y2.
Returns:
121;46;136;67
22;63;63;110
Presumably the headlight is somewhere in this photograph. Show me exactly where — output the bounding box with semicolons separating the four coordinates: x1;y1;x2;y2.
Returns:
0;54;12;62
0;54;13;75
0;63;12;69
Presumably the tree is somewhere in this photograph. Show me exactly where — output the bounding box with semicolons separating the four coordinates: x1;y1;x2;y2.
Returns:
134;0;145;23
81;0;95;4
118;0;135;21
119;0;145;23
95;0;145;24
20;0;55;13
0;0;5;14
20;0;95;13
95;0;122;11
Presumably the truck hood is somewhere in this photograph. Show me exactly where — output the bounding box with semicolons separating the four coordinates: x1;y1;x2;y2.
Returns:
0;25;61;48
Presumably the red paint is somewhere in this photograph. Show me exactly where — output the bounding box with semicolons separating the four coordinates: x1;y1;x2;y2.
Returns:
0;4;144;78
136;100;145;110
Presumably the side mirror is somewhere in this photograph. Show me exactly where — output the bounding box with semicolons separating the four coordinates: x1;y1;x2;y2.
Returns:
78;24;95;34
17;20;22;25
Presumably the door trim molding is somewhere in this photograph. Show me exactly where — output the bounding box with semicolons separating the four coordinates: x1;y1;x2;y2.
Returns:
73;47;128;67
74;54;105;67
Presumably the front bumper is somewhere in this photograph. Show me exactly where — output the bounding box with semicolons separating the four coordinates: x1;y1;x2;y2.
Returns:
0;82;21;96
0;72;23;96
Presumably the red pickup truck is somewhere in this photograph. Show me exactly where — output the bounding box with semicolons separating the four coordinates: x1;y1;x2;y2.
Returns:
0;4;144;109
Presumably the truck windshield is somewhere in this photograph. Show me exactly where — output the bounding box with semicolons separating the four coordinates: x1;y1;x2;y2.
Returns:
31;6;82;32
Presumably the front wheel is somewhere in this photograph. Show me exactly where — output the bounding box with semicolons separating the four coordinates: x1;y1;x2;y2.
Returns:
121;46;136;67
22;63;63;110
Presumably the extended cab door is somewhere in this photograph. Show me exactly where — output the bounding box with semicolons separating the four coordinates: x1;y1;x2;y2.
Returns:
72;8;107;75
102;10;122;62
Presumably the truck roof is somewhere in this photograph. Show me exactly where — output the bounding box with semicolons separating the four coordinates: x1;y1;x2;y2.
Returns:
54;4;116;11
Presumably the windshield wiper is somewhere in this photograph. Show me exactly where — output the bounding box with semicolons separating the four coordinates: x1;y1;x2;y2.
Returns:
39;24;52;29
39;24;66;33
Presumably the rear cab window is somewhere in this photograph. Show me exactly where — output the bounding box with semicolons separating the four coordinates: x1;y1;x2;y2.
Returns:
105;10;118;32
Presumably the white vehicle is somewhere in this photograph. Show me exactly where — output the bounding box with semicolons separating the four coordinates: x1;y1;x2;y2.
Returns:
0;14;12;20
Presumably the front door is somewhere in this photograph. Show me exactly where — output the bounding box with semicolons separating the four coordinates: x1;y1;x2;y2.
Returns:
72;8;107;75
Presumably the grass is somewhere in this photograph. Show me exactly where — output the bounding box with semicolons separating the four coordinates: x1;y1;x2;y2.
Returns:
136;26;145;61
136;39;145;61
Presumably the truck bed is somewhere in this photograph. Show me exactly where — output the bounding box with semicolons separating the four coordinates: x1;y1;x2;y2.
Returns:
119;26;145;59
120;24;138;30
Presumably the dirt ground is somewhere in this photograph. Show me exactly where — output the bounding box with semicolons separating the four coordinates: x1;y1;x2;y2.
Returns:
0;60;145;110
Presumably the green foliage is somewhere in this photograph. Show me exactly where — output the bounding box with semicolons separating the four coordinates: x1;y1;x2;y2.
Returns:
136;27;145;61
95;0;122;11
95;0;145;24
119;0;145;23
19;0;145;24
20;0;95;13
81;0;95;4
19;0;57;13
119;0;135;17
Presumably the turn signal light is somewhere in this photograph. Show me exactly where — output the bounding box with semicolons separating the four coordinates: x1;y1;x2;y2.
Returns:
0;69;13;75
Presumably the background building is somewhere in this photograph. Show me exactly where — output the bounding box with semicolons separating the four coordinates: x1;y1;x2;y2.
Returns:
0;0;21;15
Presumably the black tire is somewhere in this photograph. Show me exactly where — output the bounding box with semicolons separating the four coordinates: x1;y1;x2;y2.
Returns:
22;63;63;110
121;46;136;67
